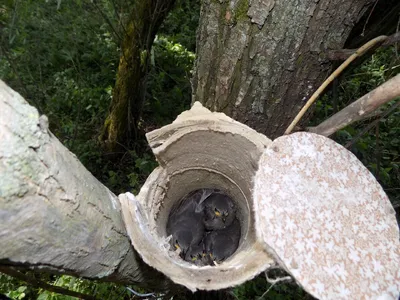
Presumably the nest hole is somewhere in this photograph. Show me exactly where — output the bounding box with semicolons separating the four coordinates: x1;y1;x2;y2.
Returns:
166;188;243;266
151;168;252;268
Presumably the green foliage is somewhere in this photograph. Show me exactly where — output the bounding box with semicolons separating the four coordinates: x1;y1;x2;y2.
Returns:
0;273;134;300
104;150;158;194
35;276;130;300
232;273;312;299
1;274;31;299
0;0;119;183
143;35;195;127
159;0;200;51
310;48;400;206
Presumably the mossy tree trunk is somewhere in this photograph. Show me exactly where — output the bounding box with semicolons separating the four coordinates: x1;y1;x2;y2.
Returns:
100;0;175;152
192;0;374;139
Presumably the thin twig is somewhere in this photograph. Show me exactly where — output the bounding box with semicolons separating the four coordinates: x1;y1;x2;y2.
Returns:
264;271;292;285
284;35;388;135
90;0;122;43
228;290;240;300
0;267;96;300
257;282;277;300
8;0;19;41
257;272;292;300
362;0;379;37
126;286;155;297
110;0;129;37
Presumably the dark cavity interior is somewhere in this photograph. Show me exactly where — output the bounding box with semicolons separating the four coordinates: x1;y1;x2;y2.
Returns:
166;188;242;266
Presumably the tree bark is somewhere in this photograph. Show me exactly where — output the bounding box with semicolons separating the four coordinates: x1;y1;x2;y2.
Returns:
99;0;175;152
0;80;167;289
192;0;374;139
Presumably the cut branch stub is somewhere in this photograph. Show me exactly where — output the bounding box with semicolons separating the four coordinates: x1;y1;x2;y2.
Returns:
119;102;275;291
308;73;400;137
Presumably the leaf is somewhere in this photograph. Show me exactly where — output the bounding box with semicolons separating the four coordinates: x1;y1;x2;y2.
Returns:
37;292;50;300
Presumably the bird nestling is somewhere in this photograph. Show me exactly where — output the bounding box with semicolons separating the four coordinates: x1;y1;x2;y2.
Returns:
204;217;241;263
184;242;213;266
166;189;240;265
166;189;211;258
203;192;236;230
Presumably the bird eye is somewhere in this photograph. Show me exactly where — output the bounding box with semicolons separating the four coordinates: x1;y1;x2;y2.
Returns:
174;240;180;249
214;208;221;217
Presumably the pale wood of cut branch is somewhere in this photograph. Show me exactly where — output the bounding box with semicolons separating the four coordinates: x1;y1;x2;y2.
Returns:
308;74;400;136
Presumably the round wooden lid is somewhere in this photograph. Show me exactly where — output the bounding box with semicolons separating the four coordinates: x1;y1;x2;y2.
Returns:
254;132;400;299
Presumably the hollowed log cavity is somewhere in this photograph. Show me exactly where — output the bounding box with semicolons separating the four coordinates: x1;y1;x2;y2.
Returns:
120;103;275;291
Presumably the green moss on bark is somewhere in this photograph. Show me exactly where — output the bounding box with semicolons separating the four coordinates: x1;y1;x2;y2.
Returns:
234;0;249;22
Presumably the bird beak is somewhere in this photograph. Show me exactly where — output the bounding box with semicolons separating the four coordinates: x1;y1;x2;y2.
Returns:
215;211;221;217
175;243;180;250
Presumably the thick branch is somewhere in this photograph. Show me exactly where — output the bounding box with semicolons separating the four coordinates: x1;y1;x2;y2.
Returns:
0;80;166;288
308;74;400;136
344;101;400;148
327;32;400;60
285;35;388;135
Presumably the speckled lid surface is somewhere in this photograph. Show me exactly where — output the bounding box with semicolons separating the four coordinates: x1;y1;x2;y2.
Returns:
254;132;400;299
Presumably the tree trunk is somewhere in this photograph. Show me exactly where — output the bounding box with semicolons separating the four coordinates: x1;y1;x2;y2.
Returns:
192;0;374;139
0;80;167;289
99;0;175;152
345;0;400;48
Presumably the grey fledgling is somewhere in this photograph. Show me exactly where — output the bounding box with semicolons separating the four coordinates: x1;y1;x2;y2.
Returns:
184;241;212;266
203;192;236;230
204;218;241;263
166;190;211;257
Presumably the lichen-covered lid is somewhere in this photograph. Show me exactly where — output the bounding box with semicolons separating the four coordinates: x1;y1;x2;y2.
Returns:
253;132;400;299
